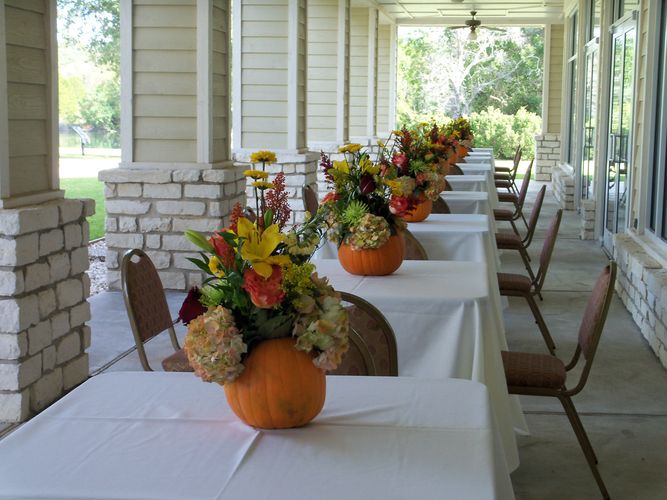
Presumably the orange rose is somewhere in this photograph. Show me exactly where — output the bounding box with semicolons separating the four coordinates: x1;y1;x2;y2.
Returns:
321;192;340;204
242;265;285;309
209;232;236;269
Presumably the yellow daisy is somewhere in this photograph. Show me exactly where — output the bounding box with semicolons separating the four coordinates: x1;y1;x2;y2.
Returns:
252;181;274;190
338;143;362;154
244;169;269;180
249;150;277;165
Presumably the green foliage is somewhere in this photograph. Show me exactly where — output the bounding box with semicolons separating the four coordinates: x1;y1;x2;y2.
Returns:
79;79;120;133
61;178;105;240
59;75;86;124
469;107;541;159
58;0;120;76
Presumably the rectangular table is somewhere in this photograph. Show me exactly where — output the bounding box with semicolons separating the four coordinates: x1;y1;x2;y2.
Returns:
446;174;499;210
313;259;523;471
0;372;515;500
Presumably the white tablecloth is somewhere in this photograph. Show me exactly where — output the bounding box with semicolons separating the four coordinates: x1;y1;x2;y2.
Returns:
0;372;515;500
441;191;497;232
313;259;523;471
446;174;499;210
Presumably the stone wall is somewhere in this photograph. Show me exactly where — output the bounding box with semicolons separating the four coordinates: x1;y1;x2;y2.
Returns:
99;167;245;291
552;163;576;210
581;199;597;240
0;199;94;422
534;133;561;181
614;234;667;368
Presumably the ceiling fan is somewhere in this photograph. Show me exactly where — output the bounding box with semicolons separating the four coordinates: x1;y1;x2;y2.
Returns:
450;11;506;40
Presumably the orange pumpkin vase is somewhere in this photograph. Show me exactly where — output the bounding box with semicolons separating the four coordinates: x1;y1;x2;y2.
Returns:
338;232;405;276
224;337;326;429
401;198;432;223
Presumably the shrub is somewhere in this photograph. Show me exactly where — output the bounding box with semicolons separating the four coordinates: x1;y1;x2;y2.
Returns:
469;107;541;159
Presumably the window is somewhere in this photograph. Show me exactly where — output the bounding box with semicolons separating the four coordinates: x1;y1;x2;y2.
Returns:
581;1;600;200
589;0;601;40
649;4;667;238
566;12;579;164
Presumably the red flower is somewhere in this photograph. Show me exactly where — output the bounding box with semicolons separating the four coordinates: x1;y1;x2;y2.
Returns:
178;287;207;325
322;192;340;204
242;265;285;309
415;173;426;186
389;196;411;217
209;232;236;269
359;174;376;194
393;153;409;173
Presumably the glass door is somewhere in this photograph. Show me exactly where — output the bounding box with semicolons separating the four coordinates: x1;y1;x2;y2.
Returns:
603;17;636;250
581;41;599;200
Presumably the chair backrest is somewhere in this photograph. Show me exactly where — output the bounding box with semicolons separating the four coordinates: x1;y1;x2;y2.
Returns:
403;229;429;260
517;159;534;208
442;178;453;191
121;249;178;371
512;146;523;171
534;209;563;293
568;262;617;395
331;291;398;376
524;185;547;247
432;197;451;214
330;328;376;376
302;184;319;215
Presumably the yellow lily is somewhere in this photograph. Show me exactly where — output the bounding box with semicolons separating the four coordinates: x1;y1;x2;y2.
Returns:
236;218;291;278
332;160;349;174
208;256;225;278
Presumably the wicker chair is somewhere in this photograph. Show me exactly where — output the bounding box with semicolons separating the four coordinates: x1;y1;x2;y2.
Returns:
403;229;429;260
496;185;546;281
502;262;617;499
329;291;398;376
302;184;319;215
432;197;451;214
494;159;533;235
121;249;192;372
498;209;563;354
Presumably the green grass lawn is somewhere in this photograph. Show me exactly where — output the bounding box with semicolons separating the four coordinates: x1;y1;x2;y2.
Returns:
60;178;105;240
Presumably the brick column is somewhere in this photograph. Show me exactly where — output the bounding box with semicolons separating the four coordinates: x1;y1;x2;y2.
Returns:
233;0;317;223
534;133;561;181
100;0;243;291
0;1;93;422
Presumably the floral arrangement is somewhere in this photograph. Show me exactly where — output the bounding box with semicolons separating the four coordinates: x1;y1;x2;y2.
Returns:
180;152;349;385
318;144;407;251
378;125;447;213
444;117;474;148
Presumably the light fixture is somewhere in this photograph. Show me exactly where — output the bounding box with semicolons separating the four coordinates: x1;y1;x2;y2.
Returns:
468;28;478;41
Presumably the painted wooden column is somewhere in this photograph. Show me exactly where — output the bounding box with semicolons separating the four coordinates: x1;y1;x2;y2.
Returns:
100;0;243;291
306;0;349;198
375;21;396;141
233;0;317;222
349;7;378;144
0;0;93;423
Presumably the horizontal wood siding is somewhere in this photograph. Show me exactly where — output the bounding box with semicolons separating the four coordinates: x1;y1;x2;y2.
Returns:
548;24;564;134
307;0;337;142
349;8;368;137
212;0;230;162
376;23;390;137
5;1;49;196
240;0;289;148
133;1;197;162
297;0;306;148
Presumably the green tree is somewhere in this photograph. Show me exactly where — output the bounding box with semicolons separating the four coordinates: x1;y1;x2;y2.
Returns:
58;0;120;75
59;74;86;124
80;80;120;133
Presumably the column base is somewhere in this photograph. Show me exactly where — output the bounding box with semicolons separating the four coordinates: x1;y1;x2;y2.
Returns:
0;198;94;422
535;133;561;182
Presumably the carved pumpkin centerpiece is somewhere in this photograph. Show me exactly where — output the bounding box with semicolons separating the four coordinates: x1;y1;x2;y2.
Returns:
180;151;349;429
318;143;407;276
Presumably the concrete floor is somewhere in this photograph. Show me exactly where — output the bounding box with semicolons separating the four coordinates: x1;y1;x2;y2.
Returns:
3;180;667;499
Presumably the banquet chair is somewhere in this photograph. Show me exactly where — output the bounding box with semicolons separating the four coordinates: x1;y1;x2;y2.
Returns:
330;291;398;376
494;159;533;235
243;206;257;223
496;185;547;282
302;184;319;215
121;249;192;372
495;146;522;193
502;262;616;500
498;209;563;354
403;229;429;260
448;163;464;175
432;197;451;214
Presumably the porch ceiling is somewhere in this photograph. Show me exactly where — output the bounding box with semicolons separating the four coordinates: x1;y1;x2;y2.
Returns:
369;0;565;25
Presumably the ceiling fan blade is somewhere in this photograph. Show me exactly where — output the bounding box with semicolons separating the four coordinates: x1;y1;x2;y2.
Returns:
481;27;506;32
450;26;469;30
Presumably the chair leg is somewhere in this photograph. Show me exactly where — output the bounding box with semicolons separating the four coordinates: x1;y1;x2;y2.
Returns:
509;219;521;237
558;396;609;499
518;247;536;282
524;294;556;354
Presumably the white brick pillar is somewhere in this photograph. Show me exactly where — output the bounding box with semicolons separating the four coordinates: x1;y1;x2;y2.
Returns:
0;1;93;422
535;133;562;181
233;0;317;222
100;0;244;291
349;7;378;144
307;0;350;198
